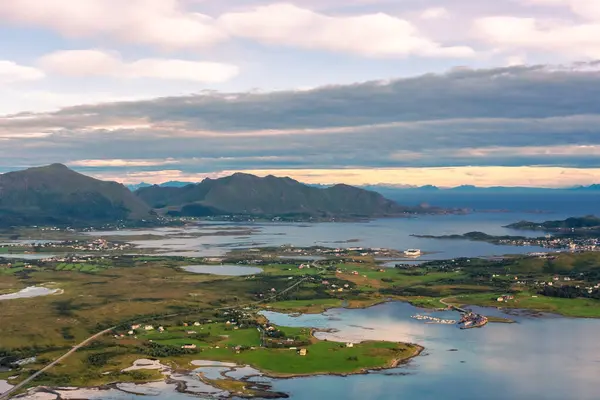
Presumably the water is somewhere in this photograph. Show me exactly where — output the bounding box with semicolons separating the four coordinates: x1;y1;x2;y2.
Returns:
0;286;60;301
113;212;556;260
382;189;600;215
21;302;599;400
0;254;57;260
0;380;13;395
181;265;263;276
262;302;600;400
9;194;600;399
0;240;61;245
279;255;327;261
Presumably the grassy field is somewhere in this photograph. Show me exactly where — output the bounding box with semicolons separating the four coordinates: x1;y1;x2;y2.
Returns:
144;322;419;377
0;259;266;349
447;292;600;318
192;341;418;376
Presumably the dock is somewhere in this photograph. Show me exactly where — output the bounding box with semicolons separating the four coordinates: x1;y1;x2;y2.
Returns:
439;297;468;313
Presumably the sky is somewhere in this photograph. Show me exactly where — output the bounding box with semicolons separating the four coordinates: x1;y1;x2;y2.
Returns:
1;0;600;187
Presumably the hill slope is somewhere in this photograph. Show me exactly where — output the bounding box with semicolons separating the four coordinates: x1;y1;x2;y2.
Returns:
135;173;434;218
0;164;152;226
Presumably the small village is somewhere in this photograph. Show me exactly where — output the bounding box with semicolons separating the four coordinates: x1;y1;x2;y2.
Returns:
496;236;599;252
110;307;320;359
0;238;132;253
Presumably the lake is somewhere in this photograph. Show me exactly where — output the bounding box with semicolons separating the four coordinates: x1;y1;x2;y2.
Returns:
0;254;58;260
0;286;60;301
181;265;263;276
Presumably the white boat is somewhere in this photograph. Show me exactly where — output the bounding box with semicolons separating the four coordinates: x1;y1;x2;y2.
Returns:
404;249;422;257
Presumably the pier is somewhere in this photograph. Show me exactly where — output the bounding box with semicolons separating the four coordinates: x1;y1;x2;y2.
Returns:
439;297;468;313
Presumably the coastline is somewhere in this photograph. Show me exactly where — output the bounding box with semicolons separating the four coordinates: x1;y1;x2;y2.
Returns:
9;343;425;400
251;343;425;380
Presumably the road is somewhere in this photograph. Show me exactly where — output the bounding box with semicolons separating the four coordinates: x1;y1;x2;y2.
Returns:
0;326;115;400
440;297;468;313
0;275;311;399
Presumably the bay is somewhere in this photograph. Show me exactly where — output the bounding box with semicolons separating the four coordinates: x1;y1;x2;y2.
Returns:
262;302;600;400
115;212;556;259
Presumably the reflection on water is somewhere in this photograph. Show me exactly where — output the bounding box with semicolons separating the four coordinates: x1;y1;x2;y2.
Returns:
100;213;552;259
0;253;57;260
263;302;600;400
0;286;60;301
182;265;263;276
0;380;13;395
22;302;598;400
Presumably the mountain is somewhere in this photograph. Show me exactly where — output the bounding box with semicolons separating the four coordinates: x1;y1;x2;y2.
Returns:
127;181;197;191
0;164;153;227
135;173;434;218
127;182;153;191
570;184;600;191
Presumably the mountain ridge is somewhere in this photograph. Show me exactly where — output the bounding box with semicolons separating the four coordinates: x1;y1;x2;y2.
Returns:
0;164;153;227
135;173;435;218
127;181;600;192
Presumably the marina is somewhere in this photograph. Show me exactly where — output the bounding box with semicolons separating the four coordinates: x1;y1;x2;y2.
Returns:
411;314;457;324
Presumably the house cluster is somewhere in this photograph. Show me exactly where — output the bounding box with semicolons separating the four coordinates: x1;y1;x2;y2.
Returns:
321;280;351;293
1;239;131;253
497;294;515;302
0;263;35;269
499;236;600;252
273;244;404;259
60;239;131;252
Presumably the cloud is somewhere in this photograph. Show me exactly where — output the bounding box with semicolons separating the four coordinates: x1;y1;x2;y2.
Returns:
218;3;474;58
505;55;526;66
0;60;45;84
420;7;449;20
1;64;600;185
89;166;600;188
34;63;600;132
522;0;600;20
230;167;600;188
69;158;181;167
38;50;240;83
0;1;473;59
0;0;226;49
475;1;600;58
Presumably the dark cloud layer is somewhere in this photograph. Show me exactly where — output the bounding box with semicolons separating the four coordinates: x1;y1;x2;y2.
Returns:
53;65;600;130
1;64;600;175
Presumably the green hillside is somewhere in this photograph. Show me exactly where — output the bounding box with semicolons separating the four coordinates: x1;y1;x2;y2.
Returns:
135;173;435;218
0;164;152;227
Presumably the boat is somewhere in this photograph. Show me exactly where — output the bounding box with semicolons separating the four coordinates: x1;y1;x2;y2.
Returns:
404;249;422;257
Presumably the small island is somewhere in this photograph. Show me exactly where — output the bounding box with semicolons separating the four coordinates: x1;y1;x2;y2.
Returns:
506;215;600;233
413;227;600;252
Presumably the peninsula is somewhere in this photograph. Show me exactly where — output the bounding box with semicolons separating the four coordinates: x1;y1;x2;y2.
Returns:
506;215;600;233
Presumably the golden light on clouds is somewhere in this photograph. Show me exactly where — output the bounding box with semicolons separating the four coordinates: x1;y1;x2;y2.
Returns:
93;166;600;188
